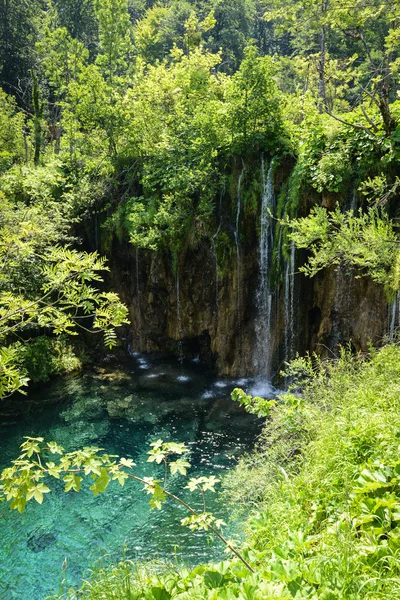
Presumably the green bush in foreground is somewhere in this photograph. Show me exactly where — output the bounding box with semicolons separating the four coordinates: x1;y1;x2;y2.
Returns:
50;344;400;599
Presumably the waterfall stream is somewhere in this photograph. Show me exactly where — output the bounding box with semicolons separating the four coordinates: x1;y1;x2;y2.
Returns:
234;165;245;340
176;269;183;360
176;269;181;338
284;239;296;362
135;248;142;350
213;186;225;313
350;189;358;213
389;292;400;340
255;157;275;376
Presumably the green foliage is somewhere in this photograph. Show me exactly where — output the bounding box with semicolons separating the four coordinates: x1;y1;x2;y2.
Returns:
287;206;400;295
19;335;82;383
0;186;128;399
226;46;283;153
134;2;215;64
0;91;25;171
0;0;43;94
118;47;229;252
94;0;133;82
224;345;400;598
37;26;89;94
231;387;277;418
208;0;256;71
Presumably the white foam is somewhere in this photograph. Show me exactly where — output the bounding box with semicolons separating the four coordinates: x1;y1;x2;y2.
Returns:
176;375;190;382
214;381;228;389
247;379;275;398
138;359;150;370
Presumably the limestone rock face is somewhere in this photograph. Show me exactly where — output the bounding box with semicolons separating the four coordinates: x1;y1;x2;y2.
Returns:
106;162;392;378
109;242;261;376
109;235;391;378
309;267;388;358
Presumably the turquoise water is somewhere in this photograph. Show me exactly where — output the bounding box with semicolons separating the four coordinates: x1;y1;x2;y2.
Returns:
0;355;272;600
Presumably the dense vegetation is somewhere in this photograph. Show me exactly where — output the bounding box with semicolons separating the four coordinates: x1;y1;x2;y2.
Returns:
2;0;400;597
1;0;400;391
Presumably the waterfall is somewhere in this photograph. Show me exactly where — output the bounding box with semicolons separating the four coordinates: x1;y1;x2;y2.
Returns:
135;248;142;350
389;292;400;340
176;269;181;338
176;268;183;361
350;189;358;213
234;165;245;333
255;157;275;376
284;239;296;362
212;186;225;312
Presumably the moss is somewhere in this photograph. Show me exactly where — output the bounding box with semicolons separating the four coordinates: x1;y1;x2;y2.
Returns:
215;230;234;280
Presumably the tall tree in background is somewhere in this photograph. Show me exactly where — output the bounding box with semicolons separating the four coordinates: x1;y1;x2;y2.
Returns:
207;0;256;71
51;0;98;53
264;0;399;134
0;0;43;103
94;0;133;83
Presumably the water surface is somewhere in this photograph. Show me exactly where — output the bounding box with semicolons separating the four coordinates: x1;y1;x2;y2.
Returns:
0;355;273;599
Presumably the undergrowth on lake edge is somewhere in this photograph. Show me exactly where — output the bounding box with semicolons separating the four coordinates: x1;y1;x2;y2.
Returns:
52;344;400;599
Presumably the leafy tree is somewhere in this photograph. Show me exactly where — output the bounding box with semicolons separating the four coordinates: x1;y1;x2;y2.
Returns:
134;2;192;64
94;0;134;83
119;46;229;252
134;2;216;64
0;90;25;171
264;0;400;135
287;205;400;296
207;0;256;71
226;46;283;152
51;0;98;52
37;26;89;95
0;0;43;99
0;190;128;398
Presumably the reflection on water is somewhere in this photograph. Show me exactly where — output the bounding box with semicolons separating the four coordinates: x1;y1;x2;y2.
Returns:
0;355;276;600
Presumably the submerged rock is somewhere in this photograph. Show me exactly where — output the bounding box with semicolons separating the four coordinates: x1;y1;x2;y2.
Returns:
60;395;106;422
106;393;175;424
50;420;110;448
27;529;58;553
90;368;137;386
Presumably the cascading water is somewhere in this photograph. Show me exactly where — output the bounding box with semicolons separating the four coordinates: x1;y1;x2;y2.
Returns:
176;269;183;360
176;269;182;337
284;239;296;362
212;186;225;312
254;157;275;376
234;165;245;337
389;292;400;340
350;189;358;213
135;248;142;350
